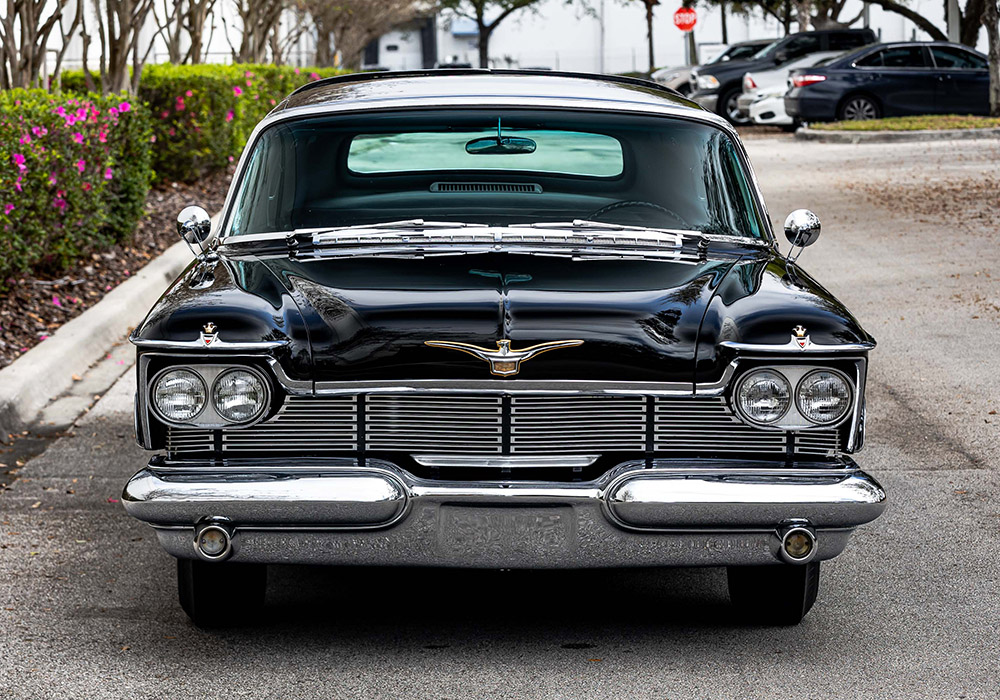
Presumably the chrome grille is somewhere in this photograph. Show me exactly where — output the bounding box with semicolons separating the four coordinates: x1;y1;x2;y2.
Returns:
222;395;357;453
367;394;502;454
165;392;842;458
654;397;788;454
510;395;645;454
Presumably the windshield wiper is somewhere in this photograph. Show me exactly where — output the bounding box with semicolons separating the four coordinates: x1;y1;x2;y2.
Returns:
304;219;488;236
510;220;659;232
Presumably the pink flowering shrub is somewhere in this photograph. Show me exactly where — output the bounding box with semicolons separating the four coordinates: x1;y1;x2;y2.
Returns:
65;63;349;183
0;89;153;283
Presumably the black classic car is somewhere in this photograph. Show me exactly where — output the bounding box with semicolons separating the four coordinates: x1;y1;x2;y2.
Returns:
123;70;886;627
785;41;990;121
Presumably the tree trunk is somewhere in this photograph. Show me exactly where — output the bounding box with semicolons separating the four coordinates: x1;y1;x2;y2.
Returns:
961;0;985;46
720;2;728;44
796;0;812;31
863;0;948;40
783;0;793;34
985;0;1000;116
645;1;655;73
315;16;332;66
478;23;490;68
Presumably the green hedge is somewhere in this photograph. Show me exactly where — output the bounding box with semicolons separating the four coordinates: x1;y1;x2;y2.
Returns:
64;64;350;183
0;89;153;283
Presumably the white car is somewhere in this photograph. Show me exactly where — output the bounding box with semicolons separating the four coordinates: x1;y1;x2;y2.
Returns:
738;52;842;125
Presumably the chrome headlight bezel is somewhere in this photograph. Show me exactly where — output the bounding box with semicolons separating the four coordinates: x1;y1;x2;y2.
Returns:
733;368;792;426
731;365;856;431
147;364;272;428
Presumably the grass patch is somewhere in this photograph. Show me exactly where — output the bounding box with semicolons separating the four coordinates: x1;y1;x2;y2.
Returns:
811;114;1000;131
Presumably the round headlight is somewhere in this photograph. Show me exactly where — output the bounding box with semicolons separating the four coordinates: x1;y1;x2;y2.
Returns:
212;369;268;423
153;369;206;422
736;369;791;424
797;370;852;425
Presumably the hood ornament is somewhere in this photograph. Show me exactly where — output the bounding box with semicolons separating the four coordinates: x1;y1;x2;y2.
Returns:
201;322;218;346
425;338;584;377
793;325;809;350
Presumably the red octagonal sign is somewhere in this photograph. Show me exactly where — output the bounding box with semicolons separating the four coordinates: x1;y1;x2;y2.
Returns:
673;7;697;32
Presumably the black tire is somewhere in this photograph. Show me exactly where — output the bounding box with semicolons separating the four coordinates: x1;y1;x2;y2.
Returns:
727;562;820;625
718;86;751;126
177;558;267;627
837;94;881;121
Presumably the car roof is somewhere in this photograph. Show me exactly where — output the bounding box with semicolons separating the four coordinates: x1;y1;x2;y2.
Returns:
280;69;703;115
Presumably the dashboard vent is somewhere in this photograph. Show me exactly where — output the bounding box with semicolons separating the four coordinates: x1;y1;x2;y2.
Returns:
430;182;542;194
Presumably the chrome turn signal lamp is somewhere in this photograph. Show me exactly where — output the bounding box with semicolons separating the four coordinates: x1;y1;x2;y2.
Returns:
777;522;817;564
734;366;853;430
194;520;233;561
150;365;271;427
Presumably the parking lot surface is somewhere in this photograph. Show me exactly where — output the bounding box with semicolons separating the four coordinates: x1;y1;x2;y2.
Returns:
1;137;998;699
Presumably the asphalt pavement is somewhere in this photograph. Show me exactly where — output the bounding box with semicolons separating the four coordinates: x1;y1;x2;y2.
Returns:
1;137;998;699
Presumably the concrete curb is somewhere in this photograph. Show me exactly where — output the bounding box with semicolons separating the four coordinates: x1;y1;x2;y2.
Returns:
0;240;194;440
795;126;1000;144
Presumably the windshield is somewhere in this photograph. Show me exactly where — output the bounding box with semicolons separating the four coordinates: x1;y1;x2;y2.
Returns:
751;40;780;61
226;109;765;239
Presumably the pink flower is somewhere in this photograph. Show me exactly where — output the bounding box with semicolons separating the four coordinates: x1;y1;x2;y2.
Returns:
225;110;234;122
269;99;276;106
233;86;243;96
185;90;193;97
98;131;107;143
12;153;26;172
19;134;31;145
48;172;58;186
56;106;66;117
118;101;131;112
3;204;14;215
73;132;84;144
31;126;48;137
82;182;92;191
309;72;320;81
76;159;86;172
246;79;252;87
104;167;113;180
168;128;175;136
294;67;300;75
245;70;254;78
160;111;169;119
52;197;67;212
52;296;62;307
76;107;87;120
228;155;235;162
149;135;157;143
14;177;22;192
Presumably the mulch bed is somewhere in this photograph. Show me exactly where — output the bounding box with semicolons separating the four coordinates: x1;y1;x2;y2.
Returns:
0;168;234;370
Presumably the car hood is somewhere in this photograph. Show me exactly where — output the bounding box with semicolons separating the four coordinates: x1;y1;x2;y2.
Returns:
133;250;873;387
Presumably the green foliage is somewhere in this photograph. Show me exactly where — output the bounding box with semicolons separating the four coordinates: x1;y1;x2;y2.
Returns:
811;114;1000;131
64;64;350;183
0;89;154;283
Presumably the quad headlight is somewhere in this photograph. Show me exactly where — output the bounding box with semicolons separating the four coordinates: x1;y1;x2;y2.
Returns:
735;369;791;424
152;369;207;422
213;369;268;422
149;364;270;426
796;370;852;425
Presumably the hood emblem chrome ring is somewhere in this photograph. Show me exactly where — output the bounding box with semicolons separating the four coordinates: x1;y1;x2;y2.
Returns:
425;339;584;377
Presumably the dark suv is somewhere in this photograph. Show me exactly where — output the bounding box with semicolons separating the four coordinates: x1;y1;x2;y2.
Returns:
690;28;877;124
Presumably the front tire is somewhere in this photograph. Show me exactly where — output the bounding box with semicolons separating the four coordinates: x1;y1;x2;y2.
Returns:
177;558;267;627
837;95;881;121
718;87;751;126
727;562;820;625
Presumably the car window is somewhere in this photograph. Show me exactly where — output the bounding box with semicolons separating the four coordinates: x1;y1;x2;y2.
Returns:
226;110;766;239
782;35;821;60
828;33;869;50
348;130;625;177
930;46;987;69
856;46;927;68
751;40;781;60
725;45;760;61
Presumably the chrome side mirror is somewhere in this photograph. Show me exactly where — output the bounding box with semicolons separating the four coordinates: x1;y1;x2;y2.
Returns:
177;205;212;255
783;209;821;262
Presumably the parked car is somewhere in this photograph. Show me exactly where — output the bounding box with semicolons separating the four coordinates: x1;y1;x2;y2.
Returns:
123;70;886;628
785;41;989;121
737;52;843;125
653;39;772;95
690;28;877;124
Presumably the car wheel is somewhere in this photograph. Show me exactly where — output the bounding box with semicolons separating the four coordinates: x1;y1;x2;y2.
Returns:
719;87;751;125
177;558;267;627
727;562;820;625
838;95;880;121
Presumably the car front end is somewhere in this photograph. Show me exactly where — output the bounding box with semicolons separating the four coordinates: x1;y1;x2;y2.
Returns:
123;71;885;626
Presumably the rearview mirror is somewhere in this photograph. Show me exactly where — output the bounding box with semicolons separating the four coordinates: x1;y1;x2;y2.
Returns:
784;209;821;261
177;205;212;254
466;135;537;155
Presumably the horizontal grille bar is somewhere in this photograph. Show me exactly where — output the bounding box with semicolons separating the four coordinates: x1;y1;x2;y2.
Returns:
165;393;842;460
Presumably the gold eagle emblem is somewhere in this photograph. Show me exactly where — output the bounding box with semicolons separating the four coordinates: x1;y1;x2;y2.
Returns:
424;338;584;377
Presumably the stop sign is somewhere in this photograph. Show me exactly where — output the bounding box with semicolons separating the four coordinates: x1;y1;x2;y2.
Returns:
673;7;697;32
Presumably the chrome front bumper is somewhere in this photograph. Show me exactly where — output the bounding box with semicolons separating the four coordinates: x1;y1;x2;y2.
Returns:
123;458;886;568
